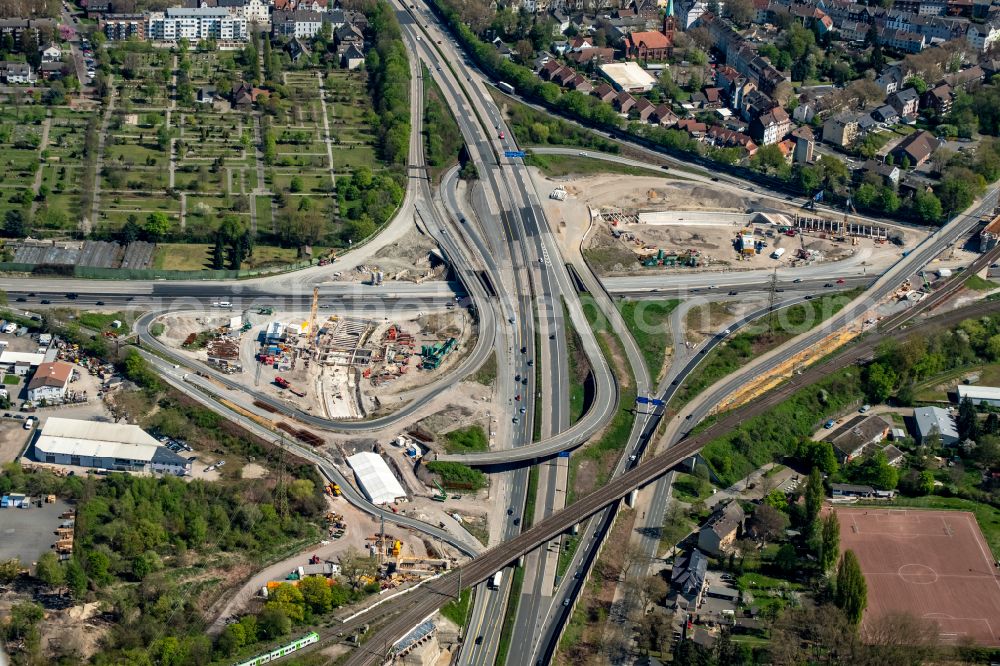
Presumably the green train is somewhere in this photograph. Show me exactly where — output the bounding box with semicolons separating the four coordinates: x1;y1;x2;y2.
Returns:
233;632;319;666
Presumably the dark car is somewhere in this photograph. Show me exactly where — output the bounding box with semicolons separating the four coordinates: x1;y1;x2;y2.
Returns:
15;297;25;302
824;283;833;288
40;299;51;304
728;290;738;296
513;517;521;526
475;636;484;645
95;300;105;305
711;177;720;182
66;293;78;299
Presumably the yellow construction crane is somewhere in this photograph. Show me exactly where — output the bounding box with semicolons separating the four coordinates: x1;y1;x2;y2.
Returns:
309;287;319;353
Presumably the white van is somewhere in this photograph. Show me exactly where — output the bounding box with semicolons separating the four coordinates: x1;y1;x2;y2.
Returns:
23;417;35;430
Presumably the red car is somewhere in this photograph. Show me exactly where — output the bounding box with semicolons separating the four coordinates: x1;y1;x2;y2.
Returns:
498;131;505;140
836;278;845;284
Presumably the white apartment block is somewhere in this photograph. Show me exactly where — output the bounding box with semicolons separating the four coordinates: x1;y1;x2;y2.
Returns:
147;7;248;42
967;22;1000;52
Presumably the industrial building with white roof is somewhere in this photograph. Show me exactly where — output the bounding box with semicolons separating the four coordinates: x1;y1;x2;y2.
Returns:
33;417;191;476
956;384;1000;408
346;451;406;505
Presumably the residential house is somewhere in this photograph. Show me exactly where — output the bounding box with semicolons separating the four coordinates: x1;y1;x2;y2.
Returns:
913;405;959;445
27;361;73;403
875;65;904;95
943;65;985;90
569;35;593;51
863;159;901;186
565;47;614;65
838;18;868;41
614;91;637;114
823;113;860;147
652;103;679;126
890;129;939;166
792;126;815;163
0;19;57;44
230;82;263;108
0;62;35;85
625;30;672;60
196;85;218;103
856;113;878;135
635;0;660;20
670;549;708;608
634;97;656;121
708;125;758;155
703;87;723;108
793;103;816;123
681;0;709;28
554;66;577;87
750;106;791;145
539;60;564;81
39;43;62;63
147;7;249;42
326;8;347;30
888;87;920;119
286;36;311;62
335;23;364;54
38;61;65;80
872;104;900;125
567;74;594;93
739;88;776;123
272;10;323;38
881;444;905;467
879;27;926;52
823;414;892;463
922;83;953;114
593;82;617;102
697;501;745;556
676;118;708;137
966;20;1000;51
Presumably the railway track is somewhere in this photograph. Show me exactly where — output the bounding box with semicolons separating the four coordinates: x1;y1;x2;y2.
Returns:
322;297;1000;665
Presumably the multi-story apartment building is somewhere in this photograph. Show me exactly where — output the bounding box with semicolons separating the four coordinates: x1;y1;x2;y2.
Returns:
147;7;248;42
103;14;146;41
272;10;323;38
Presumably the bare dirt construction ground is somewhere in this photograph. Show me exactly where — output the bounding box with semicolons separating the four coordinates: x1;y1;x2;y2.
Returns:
834;507;1000;646
363;225;443;282
527;167;915;276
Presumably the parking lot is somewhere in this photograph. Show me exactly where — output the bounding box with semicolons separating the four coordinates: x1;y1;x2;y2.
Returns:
0;499;74;570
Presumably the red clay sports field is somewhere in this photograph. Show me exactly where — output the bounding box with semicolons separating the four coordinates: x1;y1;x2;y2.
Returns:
834;508;1000;646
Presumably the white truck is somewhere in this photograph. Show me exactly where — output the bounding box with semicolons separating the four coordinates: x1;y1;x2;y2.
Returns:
937;268;953;278
771;247;786;260
489;571;503;590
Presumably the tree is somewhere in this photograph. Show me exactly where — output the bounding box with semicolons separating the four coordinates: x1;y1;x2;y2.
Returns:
266;582;305;623
298;575;333;615
216;622;246;658
820;512;840;572
913;189;942;224
338;548;378;591
105;389;148;424
144;212;171;241
257;606;291;639
750;502;788;544
289;175;303;193
835;550;868;624
804;467;824;523
0;557;22;583
65;558;87;598
35;551;65;588
726;0;754;25
956;395;979;441
863;362;897;402
3;209;26;238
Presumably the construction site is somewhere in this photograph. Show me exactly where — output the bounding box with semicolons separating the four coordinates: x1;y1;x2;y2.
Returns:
154;294;474;421
597;209;910;272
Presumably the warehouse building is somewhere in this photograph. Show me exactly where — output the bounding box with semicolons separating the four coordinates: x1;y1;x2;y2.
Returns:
599;62;657;93
346;451;406;505
956;384;1000;408
32;417;191;476
912;406;959;446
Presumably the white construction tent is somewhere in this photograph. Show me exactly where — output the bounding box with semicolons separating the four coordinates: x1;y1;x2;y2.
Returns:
346;451;406;505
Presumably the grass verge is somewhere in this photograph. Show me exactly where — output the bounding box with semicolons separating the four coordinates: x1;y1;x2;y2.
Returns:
495;564;526;666
440;587;472;627
443;425;489;454
617;298;680;382
471;352;497;386
524;153;677;179
965;274;999;291
563;299;591;425
674;290;859;408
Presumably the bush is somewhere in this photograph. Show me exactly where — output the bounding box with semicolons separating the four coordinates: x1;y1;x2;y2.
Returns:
426;461;487;490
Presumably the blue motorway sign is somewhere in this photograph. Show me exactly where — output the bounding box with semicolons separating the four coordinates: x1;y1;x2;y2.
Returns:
504;150;526;158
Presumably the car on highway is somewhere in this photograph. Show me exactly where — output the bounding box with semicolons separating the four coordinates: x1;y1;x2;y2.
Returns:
824;283;833;287
475;636;483;645
521;377;528;385
578;151;587;156
15;297;25;302
836;278;845;284
66;293;78;299
711;177;719;182
628;454;637;462
805;294;814;299
498;131;504;139
728;290;738;295
40;299;51;304
507;508;514;515
95;300;105;305
519;407;526;413
512;416;519;423
793;278;802;283
562;598;570;606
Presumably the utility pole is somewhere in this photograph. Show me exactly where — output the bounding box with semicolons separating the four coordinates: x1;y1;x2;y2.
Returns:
767;268;778;337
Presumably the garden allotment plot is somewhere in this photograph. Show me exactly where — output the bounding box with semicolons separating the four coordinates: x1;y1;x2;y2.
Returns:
835;507;1000;646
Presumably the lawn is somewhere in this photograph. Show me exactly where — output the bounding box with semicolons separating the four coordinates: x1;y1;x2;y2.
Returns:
439;587;471;627
671;472;714;502
443;425;489;454
3;375;20;385
965;274;999;291
152;244;212;271
617;298;680;381
78;311;135;331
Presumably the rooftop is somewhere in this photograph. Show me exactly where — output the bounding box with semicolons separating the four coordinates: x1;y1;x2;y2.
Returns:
599;62;657;91
347;451;405;505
